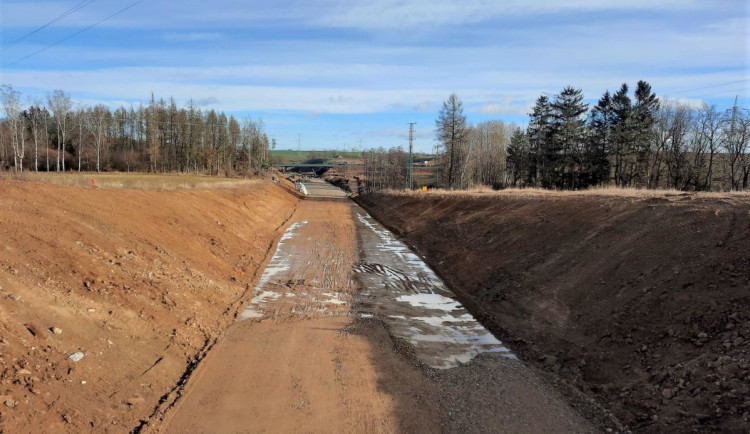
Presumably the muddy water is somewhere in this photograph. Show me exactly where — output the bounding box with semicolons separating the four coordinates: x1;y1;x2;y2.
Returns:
352;206;514;369
240;220;309;320
242;180;513;369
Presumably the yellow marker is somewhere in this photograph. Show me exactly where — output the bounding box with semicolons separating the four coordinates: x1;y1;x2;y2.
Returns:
422;186;427;192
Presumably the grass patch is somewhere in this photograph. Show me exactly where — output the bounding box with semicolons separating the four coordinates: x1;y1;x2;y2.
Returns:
1;172;262;190
378;185;750;200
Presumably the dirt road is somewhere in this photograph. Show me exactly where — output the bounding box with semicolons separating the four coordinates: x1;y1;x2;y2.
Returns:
163;180;597;433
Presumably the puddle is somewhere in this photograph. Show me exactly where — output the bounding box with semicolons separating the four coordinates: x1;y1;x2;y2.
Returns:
241;221;308;320
353;207;514;369
242;183;513;369
240;183;353;321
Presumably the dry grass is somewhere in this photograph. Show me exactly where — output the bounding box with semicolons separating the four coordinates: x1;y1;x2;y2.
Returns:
0;172;261;190
379;185;750;200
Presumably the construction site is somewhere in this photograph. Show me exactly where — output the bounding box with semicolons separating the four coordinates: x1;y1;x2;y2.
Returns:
0;172;747;433
1;0;748;431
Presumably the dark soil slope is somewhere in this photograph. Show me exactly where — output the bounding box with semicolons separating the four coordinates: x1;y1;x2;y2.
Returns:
356;191;750;433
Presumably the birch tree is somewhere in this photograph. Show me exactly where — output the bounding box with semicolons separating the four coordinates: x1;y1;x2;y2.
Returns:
48;90;72;171
1;85;23;171
26;100;47;171
87;105;110;172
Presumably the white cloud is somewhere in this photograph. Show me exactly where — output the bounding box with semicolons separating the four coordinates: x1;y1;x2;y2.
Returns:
412;102;433;111
195;96;220;106
162;32;223;42
658;96;707;109
477;104;505;115
2;61;745;116
315;0;706;29
0;0;710;30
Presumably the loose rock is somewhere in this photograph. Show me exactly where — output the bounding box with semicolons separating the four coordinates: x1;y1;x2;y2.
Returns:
69;352;85;362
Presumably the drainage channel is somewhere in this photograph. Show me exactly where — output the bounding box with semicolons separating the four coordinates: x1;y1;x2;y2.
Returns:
241;180;513;369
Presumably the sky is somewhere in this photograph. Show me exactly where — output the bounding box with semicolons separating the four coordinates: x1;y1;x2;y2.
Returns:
1;0;748;152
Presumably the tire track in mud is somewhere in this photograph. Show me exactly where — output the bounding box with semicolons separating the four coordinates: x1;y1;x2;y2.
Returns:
351;206;515;369
354;262;424;294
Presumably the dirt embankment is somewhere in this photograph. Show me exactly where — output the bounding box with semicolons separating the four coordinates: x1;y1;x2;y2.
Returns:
356;191;750;433
0;179;298;433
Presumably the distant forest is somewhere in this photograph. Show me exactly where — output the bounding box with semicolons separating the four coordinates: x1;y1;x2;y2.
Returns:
0;85;272;175
364;81;750;192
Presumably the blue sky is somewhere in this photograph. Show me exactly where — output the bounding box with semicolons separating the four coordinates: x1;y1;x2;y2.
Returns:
1;0;748;152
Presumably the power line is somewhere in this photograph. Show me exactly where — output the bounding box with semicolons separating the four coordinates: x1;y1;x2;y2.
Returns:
1;0;98;52
3;0;143;67
662;79;750;98
665;87;750;102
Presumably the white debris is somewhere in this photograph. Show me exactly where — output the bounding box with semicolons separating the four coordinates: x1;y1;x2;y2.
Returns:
69;352;85;362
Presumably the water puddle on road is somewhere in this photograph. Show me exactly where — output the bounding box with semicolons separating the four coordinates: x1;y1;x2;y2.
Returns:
241;183;512;369
240;201;354;321
241;220;348;320
240;221;309;320
353;207;514;369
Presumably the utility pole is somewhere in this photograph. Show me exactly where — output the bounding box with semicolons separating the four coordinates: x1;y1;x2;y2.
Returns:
297;134;301;159
406;122;416;190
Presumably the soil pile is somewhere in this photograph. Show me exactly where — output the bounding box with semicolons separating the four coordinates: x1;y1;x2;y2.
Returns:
0;179;298;433
324;175;354;193
356;191;750;433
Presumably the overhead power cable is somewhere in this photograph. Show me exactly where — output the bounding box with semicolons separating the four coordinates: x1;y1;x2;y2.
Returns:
3;0;143;68
1;0;98;52
662;78;750;98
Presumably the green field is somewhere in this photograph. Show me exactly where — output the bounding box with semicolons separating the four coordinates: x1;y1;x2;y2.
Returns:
271;150;362;158
270;149;363;164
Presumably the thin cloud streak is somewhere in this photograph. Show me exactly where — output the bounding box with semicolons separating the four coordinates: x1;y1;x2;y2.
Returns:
0;0;746;151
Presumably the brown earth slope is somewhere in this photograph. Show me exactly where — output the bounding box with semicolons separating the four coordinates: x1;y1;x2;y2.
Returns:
0;179;298;433
356;191;750;433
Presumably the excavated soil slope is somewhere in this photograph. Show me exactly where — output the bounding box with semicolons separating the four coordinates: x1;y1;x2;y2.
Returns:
0;179;298;433
356;191;750;433
163;180;595;434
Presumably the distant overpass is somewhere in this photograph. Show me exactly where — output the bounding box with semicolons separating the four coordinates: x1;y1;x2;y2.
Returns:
273;163;363;168
272;163;440;170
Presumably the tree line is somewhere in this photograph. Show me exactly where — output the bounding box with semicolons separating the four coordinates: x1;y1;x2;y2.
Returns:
361;147;408;192
362;117;517;192
430;83;749;191
0;85;273;175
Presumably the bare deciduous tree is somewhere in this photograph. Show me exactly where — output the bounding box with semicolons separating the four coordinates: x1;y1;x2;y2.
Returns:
723;106;750;190
47;90;72;172
1;85;23;171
